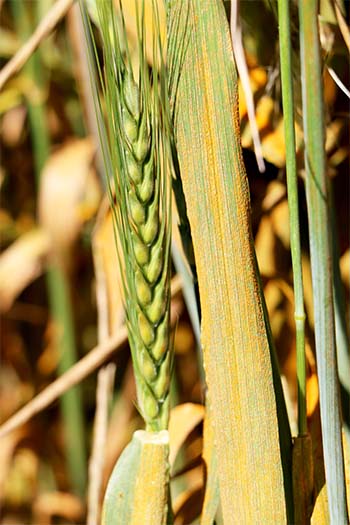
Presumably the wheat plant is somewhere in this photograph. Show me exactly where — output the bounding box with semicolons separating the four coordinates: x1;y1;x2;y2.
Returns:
1;0;350;522
93;0;172;433
80;0;173;521
78;0;349;522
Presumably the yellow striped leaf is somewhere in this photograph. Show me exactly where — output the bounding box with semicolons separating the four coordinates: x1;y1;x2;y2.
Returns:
168;0;289;521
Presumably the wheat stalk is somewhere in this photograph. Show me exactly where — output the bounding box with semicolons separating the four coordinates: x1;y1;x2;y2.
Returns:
95;0;172;432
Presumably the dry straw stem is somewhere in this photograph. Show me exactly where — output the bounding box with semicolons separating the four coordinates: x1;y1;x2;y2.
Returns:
168;0;288;522
334;1;350;52
87;201;121;525
87;364;116;525
0;0;73;91
230;0;265;173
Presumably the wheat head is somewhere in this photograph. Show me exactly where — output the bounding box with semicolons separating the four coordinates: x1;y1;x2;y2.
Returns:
96;0;172;432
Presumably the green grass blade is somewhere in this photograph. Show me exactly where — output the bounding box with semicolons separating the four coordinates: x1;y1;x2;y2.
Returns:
298;0;348;521
46;266;87;496
9;0;50;179
277;0;307;436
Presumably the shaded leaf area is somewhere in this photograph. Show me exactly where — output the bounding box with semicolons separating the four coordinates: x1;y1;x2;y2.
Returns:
0;1;349;523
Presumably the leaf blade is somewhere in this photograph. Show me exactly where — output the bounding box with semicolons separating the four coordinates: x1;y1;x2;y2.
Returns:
168;0;291;521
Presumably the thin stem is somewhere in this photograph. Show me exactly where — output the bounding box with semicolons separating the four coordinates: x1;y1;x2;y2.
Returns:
277;0;306;436
87;364;116;525
298;0;348;521
46;266;87;496
10;1;86;497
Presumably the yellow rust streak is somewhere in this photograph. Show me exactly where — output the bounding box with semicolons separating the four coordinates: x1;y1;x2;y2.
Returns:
174;1;286;522
130;431;169;525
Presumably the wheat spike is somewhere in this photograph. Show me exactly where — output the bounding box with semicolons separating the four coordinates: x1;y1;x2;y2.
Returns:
96;0;172;432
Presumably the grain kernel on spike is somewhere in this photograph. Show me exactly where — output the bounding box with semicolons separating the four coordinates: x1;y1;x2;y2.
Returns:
146;244;163;282
123;71;140;119
147;285;166;324
138;161;154;202
122;108;138;142
152;319;168;361
140;349;157;381
129;192;146;225
135;137;149;163
134;118;150;161
125;150;142;184
132;233;149;265
142;389;159;419
138;312;155;346
153;367;170;401
135;270;152;305
141;212;158;244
